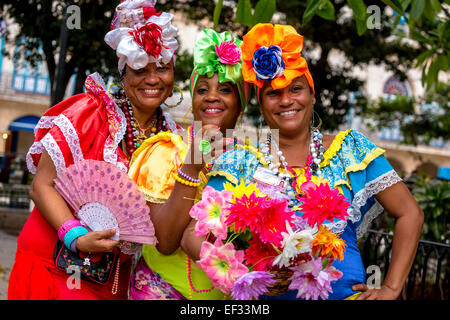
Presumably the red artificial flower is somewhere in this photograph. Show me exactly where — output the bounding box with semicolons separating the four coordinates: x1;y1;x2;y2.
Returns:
225;192;268;234
255;198;295;247
130;22;163;58
244;236;278;271
226;193;295;247
298;183;350;228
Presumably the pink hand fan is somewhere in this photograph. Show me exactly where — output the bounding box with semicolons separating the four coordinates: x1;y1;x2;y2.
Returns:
54;159;157;246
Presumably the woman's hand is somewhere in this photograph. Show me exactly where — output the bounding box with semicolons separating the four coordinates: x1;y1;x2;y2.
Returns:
76;229;120;253
187;125;232;172
352;283;401;300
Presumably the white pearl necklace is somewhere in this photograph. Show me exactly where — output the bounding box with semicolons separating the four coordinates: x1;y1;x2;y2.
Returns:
259;128;324;180
310;128;325;176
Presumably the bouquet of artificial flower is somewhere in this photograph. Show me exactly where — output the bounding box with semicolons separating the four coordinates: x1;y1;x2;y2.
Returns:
189;171;350;300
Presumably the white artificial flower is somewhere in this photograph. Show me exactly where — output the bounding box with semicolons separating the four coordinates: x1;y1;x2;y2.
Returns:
272;221;315;268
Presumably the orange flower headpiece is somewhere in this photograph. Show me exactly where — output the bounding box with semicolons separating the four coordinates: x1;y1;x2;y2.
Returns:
241;23;314;94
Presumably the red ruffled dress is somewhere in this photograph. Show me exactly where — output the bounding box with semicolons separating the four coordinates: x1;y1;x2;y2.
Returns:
8;73;132;300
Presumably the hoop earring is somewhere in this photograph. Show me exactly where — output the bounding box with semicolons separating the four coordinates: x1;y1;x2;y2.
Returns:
163;85;184;108
258;114;265;128
310;109;322;131
236;112;243;129
181;106;193;125
257;114;265;143
107;82;124;95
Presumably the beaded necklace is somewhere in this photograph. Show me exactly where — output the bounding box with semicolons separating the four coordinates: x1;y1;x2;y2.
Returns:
258;128;324;204
185;255;215;298
114;89;167;157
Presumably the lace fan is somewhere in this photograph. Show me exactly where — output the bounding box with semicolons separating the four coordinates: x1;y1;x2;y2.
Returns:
54;159;156;246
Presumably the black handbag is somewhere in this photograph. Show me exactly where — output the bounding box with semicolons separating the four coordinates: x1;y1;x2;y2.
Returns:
53;239;120;285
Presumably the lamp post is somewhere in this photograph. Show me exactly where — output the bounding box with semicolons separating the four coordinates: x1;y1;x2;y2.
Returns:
51;0;71;106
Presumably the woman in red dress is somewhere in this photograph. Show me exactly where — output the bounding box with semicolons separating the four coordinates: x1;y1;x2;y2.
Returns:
7;1;180;300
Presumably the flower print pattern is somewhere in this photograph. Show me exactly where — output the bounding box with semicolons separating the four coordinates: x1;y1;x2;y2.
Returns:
129;258;185;300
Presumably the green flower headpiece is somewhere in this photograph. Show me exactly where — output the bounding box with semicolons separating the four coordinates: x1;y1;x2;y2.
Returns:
189;29;248;108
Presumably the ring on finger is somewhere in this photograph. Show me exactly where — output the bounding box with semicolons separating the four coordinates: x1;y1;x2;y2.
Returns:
199;140;212;155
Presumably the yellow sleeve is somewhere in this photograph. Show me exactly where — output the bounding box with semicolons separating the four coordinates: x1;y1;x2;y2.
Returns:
128;132;188;203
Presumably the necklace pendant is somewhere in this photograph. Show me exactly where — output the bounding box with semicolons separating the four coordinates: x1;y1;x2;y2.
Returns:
252;165;284;188
136;132;146;141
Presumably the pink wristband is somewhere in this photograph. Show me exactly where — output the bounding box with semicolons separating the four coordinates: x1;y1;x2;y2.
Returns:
57;219;83;242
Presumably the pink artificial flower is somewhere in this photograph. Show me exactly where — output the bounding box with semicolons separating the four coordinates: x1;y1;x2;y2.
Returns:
197;239;249;294
300;180;316;194
231;271;276;300
215;41;241;65
256;197;295;246
298;183;350;228
288;257;343;300
226;193;294;247
189;186;232;240
225;192;268;234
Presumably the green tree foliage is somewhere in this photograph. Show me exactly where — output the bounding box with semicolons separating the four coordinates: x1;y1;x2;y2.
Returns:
2;0;447;140
365;81;449;145
203;0;420;131
0;0;120;104
0;0;194;104
210;0;448;139
302;0;449;92
410;174;450;243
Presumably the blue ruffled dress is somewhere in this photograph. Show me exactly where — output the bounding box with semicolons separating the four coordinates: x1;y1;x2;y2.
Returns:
206;129;402;300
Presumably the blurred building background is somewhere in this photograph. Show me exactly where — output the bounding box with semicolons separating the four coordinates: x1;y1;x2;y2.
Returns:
0;0;448;301
0;11;449;220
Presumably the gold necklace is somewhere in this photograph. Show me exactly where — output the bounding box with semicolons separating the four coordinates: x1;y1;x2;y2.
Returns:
132;115;157;144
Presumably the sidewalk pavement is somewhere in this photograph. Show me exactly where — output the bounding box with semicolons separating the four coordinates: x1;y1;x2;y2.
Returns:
0;229;18;300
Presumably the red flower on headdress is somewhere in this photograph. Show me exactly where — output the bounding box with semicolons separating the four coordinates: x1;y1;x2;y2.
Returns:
130;22;163;58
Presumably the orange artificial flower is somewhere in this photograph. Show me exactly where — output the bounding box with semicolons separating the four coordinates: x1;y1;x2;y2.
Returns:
241;23;315;93
311;225;346;262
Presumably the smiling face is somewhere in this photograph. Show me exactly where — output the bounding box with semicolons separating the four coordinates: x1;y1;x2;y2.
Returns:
122;61;174;113
260;75;316;137
192;73;241;130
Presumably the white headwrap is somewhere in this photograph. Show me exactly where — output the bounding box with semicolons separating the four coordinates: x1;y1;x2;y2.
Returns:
104;0;178;72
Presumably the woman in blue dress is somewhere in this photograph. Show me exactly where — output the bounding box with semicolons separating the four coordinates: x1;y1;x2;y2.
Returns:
181;23;424;300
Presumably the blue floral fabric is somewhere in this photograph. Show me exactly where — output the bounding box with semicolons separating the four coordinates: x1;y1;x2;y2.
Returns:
207;129;402;300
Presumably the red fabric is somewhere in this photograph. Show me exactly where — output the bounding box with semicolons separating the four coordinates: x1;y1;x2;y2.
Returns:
142;7;162;19
9;86;131;300
8;208;132;300
30;92;127;170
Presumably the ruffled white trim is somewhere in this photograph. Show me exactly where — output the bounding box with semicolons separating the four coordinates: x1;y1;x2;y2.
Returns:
27;114;85;174
326;169;402;237
40;133;66;174
162;111;182;135
53;114;84;163
326;218;348;235
352;170;402;223
34;116;56;135
28;116;58;173
26;141;44;174
356;200;384;239
89;73;128;173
